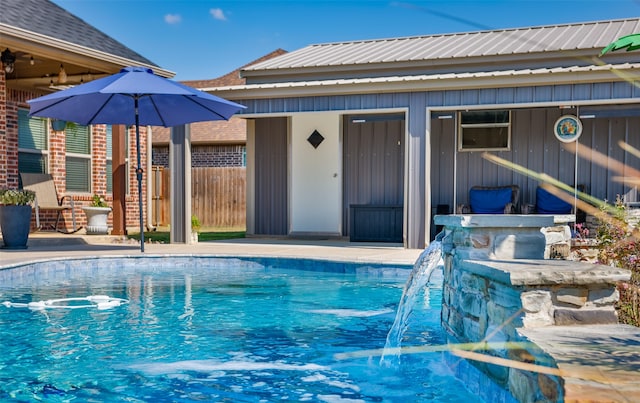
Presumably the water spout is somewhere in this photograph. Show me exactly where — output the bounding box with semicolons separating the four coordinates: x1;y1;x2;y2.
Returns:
380;240;443;366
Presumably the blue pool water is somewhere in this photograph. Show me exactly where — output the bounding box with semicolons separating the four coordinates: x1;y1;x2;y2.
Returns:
0;256;502;402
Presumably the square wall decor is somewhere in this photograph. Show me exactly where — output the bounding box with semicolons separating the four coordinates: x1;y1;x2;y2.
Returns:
307;129;325;149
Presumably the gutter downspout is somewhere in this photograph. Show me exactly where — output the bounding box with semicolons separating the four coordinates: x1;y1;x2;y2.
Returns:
146;125;156;231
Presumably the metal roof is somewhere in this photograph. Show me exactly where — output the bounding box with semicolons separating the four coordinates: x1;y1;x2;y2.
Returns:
244;18;640;72
1;0;157;67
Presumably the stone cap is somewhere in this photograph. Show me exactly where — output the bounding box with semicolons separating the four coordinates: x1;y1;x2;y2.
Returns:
461;259;630;286
518;324;640;402
434;214;554;228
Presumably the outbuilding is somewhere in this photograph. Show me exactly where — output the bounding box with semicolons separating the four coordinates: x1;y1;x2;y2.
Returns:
209;17;640;249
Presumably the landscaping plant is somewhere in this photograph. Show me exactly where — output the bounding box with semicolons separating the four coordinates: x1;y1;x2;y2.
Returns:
595;196;640;327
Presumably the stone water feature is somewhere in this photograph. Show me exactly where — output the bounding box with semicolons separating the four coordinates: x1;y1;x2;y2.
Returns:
434;214;637;402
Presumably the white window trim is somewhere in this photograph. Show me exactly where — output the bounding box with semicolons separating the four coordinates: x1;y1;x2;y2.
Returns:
65;126;92;194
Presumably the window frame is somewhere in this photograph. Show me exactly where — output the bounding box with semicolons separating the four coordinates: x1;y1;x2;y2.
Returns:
17;109;49;174
106;125;113;194
457;110;511;152
64;123;92;193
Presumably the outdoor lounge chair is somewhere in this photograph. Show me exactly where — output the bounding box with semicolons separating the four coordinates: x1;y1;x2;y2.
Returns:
457;185;520;214
522;185;588;216
19;173;82;234
531;186;573;214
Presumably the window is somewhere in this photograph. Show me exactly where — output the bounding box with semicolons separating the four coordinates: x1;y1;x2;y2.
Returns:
458;110;511;151
65;123;91;192
18;109;48;173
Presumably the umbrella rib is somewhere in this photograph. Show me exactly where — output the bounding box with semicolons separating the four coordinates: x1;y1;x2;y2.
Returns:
182;95;228;120
146;96;168;127
87;93;117;124
29;96;73;116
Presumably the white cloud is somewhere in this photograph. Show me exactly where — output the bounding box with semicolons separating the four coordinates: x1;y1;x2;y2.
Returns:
164;14;182;24
210;8;226;21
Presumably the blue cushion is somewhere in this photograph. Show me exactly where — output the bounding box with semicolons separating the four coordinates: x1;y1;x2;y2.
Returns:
469;187;513;214
536;187;572;214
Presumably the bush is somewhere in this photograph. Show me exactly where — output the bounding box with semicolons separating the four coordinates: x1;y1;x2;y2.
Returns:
0;189;36;206
596;196;640;326
91;194;109;208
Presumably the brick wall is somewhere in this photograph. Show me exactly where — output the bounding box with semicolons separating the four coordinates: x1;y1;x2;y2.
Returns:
0;70;6;187
1;83;148;233
152;144;245;168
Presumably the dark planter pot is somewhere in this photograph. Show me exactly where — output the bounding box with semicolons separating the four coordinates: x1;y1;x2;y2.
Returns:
51;119;67;131
0;205;32;249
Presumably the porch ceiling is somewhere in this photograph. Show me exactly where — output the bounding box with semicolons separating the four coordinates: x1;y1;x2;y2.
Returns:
0;24;173;93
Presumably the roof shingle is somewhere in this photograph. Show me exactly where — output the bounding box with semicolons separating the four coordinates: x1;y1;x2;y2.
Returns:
1;0;157;66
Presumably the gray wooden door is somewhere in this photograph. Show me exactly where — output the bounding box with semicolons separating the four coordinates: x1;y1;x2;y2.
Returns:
254;117;288;235
343;114;405;241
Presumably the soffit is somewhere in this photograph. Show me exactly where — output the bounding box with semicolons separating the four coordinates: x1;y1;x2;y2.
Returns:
0;0;173;93
208;63;640;99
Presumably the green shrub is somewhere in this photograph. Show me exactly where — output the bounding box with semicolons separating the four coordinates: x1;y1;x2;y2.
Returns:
191;215;201;233
0;189;36;206
596;196;640;326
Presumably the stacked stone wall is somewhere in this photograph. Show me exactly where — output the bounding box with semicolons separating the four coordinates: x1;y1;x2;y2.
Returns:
434;214;630;403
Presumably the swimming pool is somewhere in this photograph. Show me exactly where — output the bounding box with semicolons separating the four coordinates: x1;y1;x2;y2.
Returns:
0;256;507;402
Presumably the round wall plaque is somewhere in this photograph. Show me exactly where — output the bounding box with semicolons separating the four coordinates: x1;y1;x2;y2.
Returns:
554;115;582;143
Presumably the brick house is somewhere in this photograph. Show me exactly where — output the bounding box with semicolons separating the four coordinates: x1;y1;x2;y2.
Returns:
1;0;172;234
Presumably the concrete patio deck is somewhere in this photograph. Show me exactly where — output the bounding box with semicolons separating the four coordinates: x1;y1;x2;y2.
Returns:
0;232;423;268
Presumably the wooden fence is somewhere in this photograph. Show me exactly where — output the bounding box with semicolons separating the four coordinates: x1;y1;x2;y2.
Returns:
152;166;246;229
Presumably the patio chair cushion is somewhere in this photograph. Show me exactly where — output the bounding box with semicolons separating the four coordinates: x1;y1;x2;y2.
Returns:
536;186;572;214
469;186;515;214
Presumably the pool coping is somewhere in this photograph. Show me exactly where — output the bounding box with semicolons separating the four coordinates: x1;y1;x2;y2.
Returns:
0;234;424;269
519;325;640;403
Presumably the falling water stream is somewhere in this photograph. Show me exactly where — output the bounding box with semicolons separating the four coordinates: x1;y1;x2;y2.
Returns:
381;240;443;366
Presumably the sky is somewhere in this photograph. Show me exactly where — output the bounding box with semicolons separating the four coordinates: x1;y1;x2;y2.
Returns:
52;0;640;81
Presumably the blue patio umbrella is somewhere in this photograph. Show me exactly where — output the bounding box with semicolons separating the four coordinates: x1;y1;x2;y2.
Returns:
28;66;246;252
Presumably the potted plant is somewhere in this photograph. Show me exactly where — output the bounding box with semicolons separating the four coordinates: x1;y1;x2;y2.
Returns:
50;119;67;131
50;119;78;132
191;214;201;243
82;194;111;235
0;188;36;249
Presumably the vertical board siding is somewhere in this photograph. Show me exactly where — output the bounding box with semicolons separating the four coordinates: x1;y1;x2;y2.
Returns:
625;119;640;201
235;80;640;247
154;167;246;228
429;118;456;209
589;119;611;200
237;82;638;116
432;108;640;224
609;119;627;199
342;115;404;237
254;117;288;235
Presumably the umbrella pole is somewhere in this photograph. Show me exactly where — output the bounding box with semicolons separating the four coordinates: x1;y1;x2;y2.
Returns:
135;97;145;252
